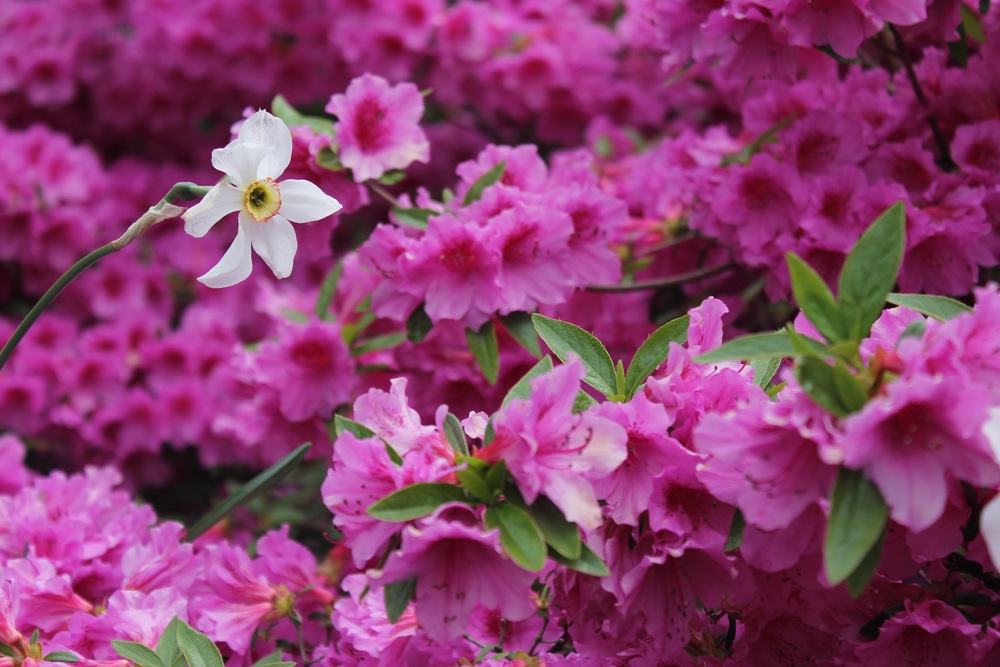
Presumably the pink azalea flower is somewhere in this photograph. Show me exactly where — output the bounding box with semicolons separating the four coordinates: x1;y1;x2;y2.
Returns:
326;74;430;183
373;505;537;641
183;110;343;288
839;372;1000;532
852;600;978;665
492;203;575;313
481;360;628;531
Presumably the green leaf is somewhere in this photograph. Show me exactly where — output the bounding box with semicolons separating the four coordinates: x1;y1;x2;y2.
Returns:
528;495;582;560
351;332;407;356
548;542;611;577
838;202;905;342
725;509;746;553
367;483;468;522
624;315;690;398
962;3;986;41
485;460;508;494
694;331;799;364
614;359;626;398
898;320;927;342
250;651;296;667
176;620;225;667
314;146;343;171
443;412;470;456
378;170;406;185
384;577;416;623
749;357;782;389
720;116;793;167
456;466;493;502
501;356;554;408
271;94;334;135
766;381;787;399
43;652;82;664
0;644;15;659
314;261;342;320
572;390;598;413
885;293;973;321
787;252;845;343
825;468;889;586
466;320;500;384
186;443;311;541
846;531;885;599
485;503;547;571
497;311;542;358
112;642;164;667
405;304;433;343
981;0;990;15
531;314;617;397
795;358;867;417
155;617;184;667
463;161;506;206
333;414;377;439
391;207;437;229
948;26;970;68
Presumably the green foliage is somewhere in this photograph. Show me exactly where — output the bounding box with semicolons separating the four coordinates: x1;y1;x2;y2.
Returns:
528;495;582;560
623;315;690;399
443;412;470;456
885;293;973;321
786;252;845;343
271;94;334;135
548;542;610;577
384;578;417;623
405;304;434;343
463;161;507;206
466;320;500;384
725;509;746;553
497;311;542;358
176;620;225;667
531;313;617;397
186;443;311;542
825;469;889;587
794;357;867;417
391;206;436;229
501;356;554;407
485;503;547;571
43;652;82;664
112;642;165;667
367;483;468;521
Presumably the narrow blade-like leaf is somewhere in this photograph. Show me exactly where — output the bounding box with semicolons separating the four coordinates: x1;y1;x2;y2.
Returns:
443;412;470;456
787;252;845;343
463;161;506;206
886;293;973;321
466;320;500;384
548;542;611;577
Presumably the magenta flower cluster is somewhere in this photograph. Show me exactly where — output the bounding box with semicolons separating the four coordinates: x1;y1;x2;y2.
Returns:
1;1;1000;666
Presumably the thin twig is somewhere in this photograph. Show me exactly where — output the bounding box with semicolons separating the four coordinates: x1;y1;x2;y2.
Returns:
365;181;400;208
888;25;955;171
585;262;737;293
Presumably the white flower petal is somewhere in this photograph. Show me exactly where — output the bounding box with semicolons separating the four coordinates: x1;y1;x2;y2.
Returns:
183;184;244;238
198;219;253;288
237;110;292;180
251;214;297;279
277;179;344;223
982;494;1000;570
211;141;266;189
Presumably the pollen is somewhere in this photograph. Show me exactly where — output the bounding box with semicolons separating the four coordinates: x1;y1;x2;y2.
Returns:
244;177;281;222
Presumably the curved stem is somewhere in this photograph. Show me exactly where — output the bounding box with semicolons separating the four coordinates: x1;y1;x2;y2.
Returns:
585;262;738;293
0;244;117;371
365;181;400;207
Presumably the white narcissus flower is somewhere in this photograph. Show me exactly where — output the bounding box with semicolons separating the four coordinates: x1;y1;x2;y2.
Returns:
184;110;343;288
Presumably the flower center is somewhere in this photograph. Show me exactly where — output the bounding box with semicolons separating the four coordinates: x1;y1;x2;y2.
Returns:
244;178;281;222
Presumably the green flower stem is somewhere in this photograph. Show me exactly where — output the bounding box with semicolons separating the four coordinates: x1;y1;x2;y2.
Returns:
0;182;212;372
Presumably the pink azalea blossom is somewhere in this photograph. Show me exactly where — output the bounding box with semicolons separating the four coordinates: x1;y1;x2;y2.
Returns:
326;74;430;183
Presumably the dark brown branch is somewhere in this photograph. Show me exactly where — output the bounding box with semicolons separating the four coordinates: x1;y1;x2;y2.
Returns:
585;262;737;293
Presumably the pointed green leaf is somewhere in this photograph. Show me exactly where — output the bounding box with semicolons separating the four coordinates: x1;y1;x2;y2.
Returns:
548;542;610;577
962;3;986;41
0;644;15;659
846;531;885;599
405;304;433;343
384;577;416;623
443;412;470;456
186;443;311;541
271;95;335;135
485;460;508;494
898;320;927;342
531;314;617;396
456;467;493;503
838;202;905;342
749;357;782;389
885;293;973;321
614;359;626;398
787;252;845;343
367;483;468;522
624;315;690;398
176;620;225;667
694;332;797;364
466;320;500;384
113;642;164;667
314;146;343;171
463;161;506;206
155;617;183;667
795;357;867;417
43;652;82;664
250;651;296;667
725;509;746;553
825;468;889;585
528;495;581;560
333;415;377;439
485;503;547;571
502;356;554;407
351;332;407;356
378;170;406;185
572;390;598;413
497;311;542;358
314;261;342;320
391;207;436;229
